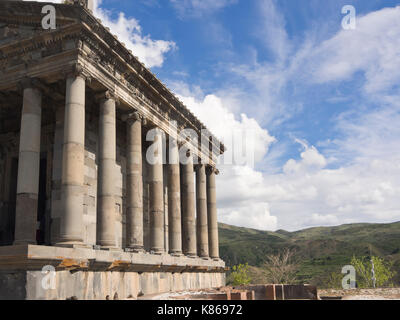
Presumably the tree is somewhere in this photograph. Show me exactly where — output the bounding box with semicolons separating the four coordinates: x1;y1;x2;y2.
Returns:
262;248;299;284
351;255;397;288
230;263;252;286
324;271;343;289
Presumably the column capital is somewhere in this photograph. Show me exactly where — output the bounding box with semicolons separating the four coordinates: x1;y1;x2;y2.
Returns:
195;160;208;172
206;165;219;176
122;111;146;124
18;77;43;92
95;90;119;104
64;63;91;83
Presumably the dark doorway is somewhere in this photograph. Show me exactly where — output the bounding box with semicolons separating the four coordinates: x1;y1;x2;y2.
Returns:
36;157;47;245
0;157;18;246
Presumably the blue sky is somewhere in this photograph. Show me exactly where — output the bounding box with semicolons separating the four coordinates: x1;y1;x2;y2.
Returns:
35;0;400;231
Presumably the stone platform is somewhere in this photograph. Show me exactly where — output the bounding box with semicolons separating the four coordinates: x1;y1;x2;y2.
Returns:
0;245;226;300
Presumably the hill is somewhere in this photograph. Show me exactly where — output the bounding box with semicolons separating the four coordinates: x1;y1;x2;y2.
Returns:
219;222;400;287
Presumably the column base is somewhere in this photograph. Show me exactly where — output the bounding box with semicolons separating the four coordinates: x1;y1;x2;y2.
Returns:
170;252;183;257
102;247;122;252
124;247;145;253
186;254;198;259
124;246;146;253
13;240;37;246
55;241;91;249
151;248;165;255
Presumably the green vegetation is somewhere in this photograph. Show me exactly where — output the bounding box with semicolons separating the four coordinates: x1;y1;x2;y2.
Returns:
351;256;397;288
229;263;252;286
219;222;400;288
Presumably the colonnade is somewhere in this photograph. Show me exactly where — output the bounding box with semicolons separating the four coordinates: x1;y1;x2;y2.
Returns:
12;75;220;260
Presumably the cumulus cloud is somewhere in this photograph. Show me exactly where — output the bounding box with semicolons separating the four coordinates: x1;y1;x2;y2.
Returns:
171;86;278;231
221;202;278;231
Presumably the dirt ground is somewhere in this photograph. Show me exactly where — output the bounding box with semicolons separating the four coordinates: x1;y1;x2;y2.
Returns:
318;288;400;300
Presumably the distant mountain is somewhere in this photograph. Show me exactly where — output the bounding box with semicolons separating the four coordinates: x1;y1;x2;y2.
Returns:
219;222;400;286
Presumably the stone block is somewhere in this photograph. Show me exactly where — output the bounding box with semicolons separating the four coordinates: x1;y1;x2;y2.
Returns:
231;291;248;300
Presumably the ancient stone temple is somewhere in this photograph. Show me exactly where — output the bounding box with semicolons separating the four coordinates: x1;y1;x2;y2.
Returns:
0;0;225;300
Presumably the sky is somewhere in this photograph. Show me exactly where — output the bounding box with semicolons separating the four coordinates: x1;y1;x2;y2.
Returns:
31;0;400;231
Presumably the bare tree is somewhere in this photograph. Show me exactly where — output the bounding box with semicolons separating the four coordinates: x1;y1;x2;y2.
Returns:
262;248;299;284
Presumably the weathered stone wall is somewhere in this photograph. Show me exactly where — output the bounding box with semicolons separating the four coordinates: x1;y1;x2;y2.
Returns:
0;270;225;300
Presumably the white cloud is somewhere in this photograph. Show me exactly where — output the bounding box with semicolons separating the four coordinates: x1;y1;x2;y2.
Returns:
220;202;278;231
170;3;400;232
258;0;291;62
283;144;327;175
308;214;339;226
171;87;278;231
93;1;176;68
310;6;400;95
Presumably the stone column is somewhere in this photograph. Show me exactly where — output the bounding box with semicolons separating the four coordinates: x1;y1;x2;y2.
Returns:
168;138;182;255
50;105;65;245
125;112;144;252
96;92;117;248
57;72;86;247
148;128;164;254
207;166;220;260
196;162;209;258
180;151;197;257
14;79;42;245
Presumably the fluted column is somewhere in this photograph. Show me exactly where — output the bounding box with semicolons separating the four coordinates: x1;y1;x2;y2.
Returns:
14;79;42;245
148;128;164;254
207;166;220;260
57;71;86;246
181;151;197;257
126;112;144;252
96;92;117;248
168;138;182;255
196;162;209;258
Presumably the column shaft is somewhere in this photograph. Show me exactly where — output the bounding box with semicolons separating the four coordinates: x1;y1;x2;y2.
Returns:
14;86;42;245
207;167;219;259
58;75;86;246
126;114;144;251
196;164;209;258
97;97;116;248
149;129;164;253
168;139;182;255
181;154;197;257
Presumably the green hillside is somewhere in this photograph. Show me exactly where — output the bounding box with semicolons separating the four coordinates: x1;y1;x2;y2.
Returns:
219;222;400;287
